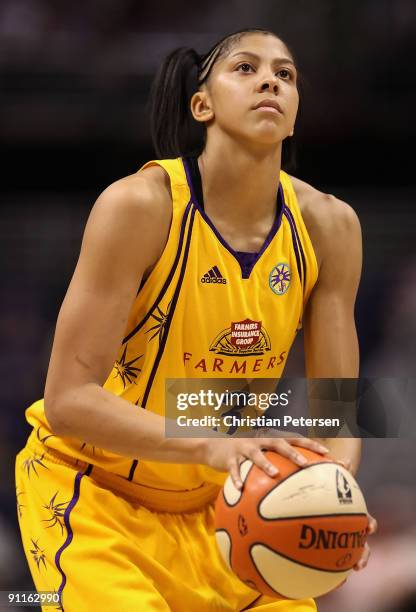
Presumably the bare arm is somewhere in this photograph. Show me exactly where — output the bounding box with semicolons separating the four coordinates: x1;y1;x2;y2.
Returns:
303;194;363;475
44;167;206;464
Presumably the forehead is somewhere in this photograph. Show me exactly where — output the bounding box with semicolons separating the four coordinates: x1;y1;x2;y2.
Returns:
224;33;292;62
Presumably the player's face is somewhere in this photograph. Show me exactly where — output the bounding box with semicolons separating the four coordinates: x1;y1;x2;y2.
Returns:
205;34;299;147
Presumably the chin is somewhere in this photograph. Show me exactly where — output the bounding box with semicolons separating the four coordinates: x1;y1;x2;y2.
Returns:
224;124;286;149
246;121;287;143
248;129;286;148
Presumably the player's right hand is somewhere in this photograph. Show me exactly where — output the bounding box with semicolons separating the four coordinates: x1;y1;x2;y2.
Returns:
200;437;330;489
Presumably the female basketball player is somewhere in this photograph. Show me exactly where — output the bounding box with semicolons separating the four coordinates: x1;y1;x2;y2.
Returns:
15;28;376;611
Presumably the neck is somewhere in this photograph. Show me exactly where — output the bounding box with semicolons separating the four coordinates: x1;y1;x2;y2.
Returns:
197;133;282;228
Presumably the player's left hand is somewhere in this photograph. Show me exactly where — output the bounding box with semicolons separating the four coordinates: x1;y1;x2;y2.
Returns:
333;512;377;591
331;458;378;574
353;513;377;571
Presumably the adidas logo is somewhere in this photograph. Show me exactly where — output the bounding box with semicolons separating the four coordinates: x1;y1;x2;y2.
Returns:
201;266;227;284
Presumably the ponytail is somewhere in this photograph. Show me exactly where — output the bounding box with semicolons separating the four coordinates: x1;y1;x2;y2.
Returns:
149;47;205;158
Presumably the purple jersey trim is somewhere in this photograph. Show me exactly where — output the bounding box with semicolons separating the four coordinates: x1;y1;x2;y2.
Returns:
234;251;259;278
182;157;285;280
284;206;307;294
283;208;303;287
123;201;192;344
127;205;196;482
55;463;93;609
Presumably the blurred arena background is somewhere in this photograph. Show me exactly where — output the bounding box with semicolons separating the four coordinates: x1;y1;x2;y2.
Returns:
1;1;415;610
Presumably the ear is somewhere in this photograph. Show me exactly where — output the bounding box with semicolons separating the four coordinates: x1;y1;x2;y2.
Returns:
288;127;295;137
190;90;214;123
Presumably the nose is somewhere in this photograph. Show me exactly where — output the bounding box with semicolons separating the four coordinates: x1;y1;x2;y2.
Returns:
259;74;279;94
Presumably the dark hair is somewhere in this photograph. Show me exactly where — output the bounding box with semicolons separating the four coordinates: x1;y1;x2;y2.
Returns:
149;28;300;171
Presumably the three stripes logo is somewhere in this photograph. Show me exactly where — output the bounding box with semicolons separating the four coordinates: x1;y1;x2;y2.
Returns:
201;266;227;284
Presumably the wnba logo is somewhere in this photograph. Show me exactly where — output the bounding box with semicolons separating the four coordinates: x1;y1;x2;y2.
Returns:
336;469;353;504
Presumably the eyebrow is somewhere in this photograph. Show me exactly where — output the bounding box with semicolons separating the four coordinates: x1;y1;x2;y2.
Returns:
230;51;296;66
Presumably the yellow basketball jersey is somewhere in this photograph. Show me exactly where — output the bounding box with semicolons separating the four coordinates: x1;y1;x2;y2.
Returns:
26;157;318;492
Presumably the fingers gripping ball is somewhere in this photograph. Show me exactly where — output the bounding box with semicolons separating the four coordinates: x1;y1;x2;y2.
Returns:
215;448;369;599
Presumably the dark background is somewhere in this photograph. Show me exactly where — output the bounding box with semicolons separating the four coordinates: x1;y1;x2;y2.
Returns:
1;1;415;610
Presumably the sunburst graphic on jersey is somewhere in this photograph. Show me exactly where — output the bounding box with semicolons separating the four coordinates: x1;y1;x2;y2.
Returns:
36;425;55;445
22;453;49;479
16;488;25;519
145;299;172;344
30;538;47;571
41;491;70;536
113;344;143;388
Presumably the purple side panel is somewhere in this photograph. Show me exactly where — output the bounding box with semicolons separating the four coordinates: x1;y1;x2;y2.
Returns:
55;464;93;610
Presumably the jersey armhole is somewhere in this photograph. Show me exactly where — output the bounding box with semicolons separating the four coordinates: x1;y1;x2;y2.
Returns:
134;159;192;293
281;172;319;330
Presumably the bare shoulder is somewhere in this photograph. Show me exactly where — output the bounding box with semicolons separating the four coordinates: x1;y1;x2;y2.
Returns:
94;164;172;225
85;164;173;273
289;175;361;268
290;175;360;231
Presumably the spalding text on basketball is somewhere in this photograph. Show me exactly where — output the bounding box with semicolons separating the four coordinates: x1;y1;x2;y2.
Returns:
298;524;367;549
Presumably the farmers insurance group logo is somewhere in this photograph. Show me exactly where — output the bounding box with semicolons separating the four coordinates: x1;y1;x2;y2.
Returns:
210;319;272;356
269;262;291;295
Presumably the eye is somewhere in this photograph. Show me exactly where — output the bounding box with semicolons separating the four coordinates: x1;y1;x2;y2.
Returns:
236;63;254;73
278;69;292;80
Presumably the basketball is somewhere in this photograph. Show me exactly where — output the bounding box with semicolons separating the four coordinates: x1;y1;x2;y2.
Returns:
215;448;369;599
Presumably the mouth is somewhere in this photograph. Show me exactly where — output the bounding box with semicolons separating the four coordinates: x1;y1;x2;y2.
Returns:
253;99;283;115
